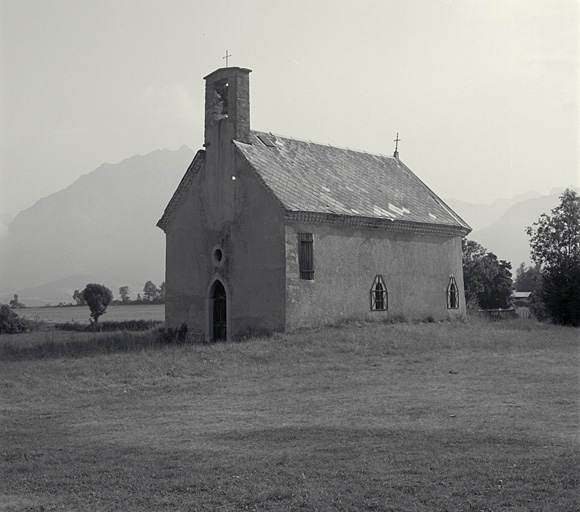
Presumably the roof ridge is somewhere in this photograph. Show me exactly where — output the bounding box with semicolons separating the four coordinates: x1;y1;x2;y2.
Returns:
233;132;472;234
250;129;398;161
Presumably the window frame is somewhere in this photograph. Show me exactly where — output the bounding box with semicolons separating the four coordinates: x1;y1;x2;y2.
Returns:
298;233;314;280
370;275;388;311
447;276;459;309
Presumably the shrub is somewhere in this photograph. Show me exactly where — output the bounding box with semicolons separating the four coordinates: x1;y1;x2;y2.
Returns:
156;323;188;344
54;320;162;332
0;304;27;334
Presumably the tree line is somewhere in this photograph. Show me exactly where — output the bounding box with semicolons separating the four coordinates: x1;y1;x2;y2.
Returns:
72;281;165;306
462;188;579;326
74;280;167;323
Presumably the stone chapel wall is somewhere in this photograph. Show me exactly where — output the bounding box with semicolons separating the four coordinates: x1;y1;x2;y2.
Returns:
285;222;466;329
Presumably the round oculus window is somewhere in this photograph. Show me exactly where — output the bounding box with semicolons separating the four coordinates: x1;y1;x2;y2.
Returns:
214;249;223;262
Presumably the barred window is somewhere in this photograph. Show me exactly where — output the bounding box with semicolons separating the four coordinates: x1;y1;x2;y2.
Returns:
371;275;388;311
298;233;314;280
447;276;459;309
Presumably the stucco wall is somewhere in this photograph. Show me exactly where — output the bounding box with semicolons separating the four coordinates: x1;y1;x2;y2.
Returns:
164;123;286;340
285;222;466;329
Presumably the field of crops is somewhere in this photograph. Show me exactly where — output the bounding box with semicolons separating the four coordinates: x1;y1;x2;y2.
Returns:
18;304;165;325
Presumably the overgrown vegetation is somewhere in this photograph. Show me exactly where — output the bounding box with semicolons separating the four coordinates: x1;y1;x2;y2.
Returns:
156;322;189;344
1;319;578;510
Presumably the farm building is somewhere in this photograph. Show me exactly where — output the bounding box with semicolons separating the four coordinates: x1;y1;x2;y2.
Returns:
157;67;471;341
511;291;534;318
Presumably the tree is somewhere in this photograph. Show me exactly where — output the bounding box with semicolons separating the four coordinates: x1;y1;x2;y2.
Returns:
158;282;166;302
514;263;542;292
526;189;580;326
119;286;130;304
73;289;86;306
8;294;25;309
143;281;158;302
462;238;513;309
82;283;113;324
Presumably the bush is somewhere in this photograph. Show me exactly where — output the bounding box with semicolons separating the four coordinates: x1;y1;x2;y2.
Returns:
0;304;27;334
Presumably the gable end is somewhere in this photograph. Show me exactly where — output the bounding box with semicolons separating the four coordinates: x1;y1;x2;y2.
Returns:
157;150;205;232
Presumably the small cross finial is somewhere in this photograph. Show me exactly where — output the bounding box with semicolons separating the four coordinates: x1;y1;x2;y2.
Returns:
393;132;401;158
223;50;232;67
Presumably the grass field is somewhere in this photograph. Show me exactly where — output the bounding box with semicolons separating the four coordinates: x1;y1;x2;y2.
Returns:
1;317;578;511
18;304;165;325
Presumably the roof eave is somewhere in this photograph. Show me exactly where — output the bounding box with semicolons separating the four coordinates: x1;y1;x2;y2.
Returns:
284;210;471;237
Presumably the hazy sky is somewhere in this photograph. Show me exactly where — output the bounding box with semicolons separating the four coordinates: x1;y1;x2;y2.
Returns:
1;0;578;219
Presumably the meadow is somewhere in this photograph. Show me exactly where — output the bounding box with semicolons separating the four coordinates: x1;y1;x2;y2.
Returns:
1;317;578;511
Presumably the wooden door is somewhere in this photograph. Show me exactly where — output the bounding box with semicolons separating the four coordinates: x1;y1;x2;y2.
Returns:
212;281;227;341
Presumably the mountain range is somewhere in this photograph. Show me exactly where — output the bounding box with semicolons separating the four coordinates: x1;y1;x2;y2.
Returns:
0;146;194;306
446;187;577;269
0;145;575;305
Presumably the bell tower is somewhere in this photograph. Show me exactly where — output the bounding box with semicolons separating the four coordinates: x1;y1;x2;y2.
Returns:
203;67;252;147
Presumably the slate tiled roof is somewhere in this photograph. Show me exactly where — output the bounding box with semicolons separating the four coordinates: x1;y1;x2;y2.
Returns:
234;131;471;234
157;150;205;231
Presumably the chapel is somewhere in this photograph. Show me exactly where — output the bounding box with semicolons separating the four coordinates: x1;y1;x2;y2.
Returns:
157;66;471;341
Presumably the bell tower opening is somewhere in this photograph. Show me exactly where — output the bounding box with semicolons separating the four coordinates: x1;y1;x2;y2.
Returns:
204;67;252;146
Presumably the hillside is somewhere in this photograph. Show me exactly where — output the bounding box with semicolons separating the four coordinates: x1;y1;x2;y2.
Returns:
0;146;194;305
468;192;567;267
445;190;542;232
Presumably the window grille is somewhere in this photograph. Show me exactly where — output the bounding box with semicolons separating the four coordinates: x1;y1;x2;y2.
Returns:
298;233;314;280
447;276;459;309
371;275;388;311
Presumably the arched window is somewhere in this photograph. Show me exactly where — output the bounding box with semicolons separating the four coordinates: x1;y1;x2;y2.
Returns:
371;275;388;311
447;277;459;309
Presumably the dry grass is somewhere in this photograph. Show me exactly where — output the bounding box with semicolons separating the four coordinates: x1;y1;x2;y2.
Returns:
1;318;578;511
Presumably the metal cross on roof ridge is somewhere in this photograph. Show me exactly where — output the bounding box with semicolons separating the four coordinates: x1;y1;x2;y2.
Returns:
223;50;232;67
393;132;401;158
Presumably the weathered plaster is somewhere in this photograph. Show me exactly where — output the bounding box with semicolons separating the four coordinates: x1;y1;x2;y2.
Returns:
285;222;466;329
164;69;285;340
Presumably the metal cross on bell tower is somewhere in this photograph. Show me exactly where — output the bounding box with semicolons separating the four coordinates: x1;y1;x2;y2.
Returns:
223;50;232;67
393;133;401;159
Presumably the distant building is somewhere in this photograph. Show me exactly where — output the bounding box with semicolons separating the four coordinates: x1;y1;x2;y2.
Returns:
511;291;533;301
157;67;471;341
511;291;533;318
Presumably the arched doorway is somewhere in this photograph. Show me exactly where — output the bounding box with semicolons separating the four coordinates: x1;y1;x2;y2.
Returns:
212;281;227;341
